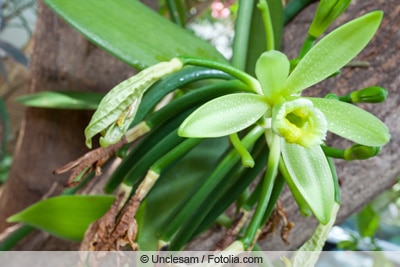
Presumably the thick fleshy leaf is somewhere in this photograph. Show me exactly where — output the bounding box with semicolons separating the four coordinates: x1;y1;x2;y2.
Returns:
283;11;383;95
308;97;390;146
281;141;334;224
7;195;115;241
84;58;183;148
178;93;268;138
16;91;104;110
255;50;290;98
43;0;227;70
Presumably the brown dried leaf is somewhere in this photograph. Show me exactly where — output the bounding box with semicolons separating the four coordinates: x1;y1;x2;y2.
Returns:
54;136;127;186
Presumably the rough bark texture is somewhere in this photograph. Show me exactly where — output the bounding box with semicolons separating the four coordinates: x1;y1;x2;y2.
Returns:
0;0;134;249
0;0;399;250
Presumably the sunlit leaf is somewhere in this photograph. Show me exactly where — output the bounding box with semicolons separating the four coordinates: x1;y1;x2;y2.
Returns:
43;0;227;70
255;50;289;97
16;91;104;110
178;93;268;138
283;11;383;95
308;97;390;146
281;141;334;224
7;195;115;241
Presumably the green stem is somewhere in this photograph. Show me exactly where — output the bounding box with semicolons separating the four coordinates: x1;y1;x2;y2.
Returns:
130;138;202;204
283;0;317;24
259;173;285;226
229;133;255;167
189;137;269;239
321;145;345;159
298;34;316;58
242;175;263;211
178;57;262;94
241;133;281;249
150;138;202;173
104;110;191;193
123;129;185;186
231;0;255;70
0;224;33;251
257;0;275;51
166;0;185;27
162;125;265;246
327;156;341;204
147;80;252;128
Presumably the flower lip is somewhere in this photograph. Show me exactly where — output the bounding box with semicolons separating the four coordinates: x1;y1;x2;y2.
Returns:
272;98;327;148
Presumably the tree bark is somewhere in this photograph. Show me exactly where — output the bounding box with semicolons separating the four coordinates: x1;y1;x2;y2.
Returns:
0;0;134;249
0;0;399;250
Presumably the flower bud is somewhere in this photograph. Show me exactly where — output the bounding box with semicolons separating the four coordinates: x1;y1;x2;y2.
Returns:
272;98;327;148
344;144;381;161
350;86;388;103
309;0;351;38
324;93;339;100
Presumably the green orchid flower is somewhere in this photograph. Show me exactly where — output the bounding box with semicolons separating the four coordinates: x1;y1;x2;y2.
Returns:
178;11;390;225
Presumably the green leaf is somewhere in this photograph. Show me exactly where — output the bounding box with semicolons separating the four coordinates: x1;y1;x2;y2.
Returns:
43;0;227;70
178;93;268;138
255;50;289;98
309;0;351;38
0;98;10;150
84;58;183;148
7;195;115;241
281;141;334;224
308;97;390;146
283;11;383;95
16;91;104;110
356;204;380;238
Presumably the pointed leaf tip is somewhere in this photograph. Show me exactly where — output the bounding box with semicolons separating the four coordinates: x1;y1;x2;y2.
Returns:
308;97;390;146
178;93;268;138
281;142;334;224
7;195;115;241
284;11;383;95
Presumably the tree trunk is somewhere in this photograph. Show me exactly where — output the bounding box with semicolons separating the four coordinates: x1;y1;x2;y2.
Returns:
0;0;399;250
0;0;134;249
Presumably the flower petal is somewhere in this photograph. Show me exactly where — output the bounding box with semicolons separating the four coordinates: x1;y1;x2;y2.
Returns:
283;11;383;95
281;141;334;224
272;98;327;148
308;97;390;146
255;50;290;98
178;93;268;138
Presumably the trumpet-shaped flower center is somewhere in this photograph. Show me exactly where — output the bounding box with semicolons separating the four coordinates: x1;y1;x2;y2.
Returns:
272;98;327;148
